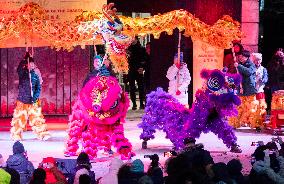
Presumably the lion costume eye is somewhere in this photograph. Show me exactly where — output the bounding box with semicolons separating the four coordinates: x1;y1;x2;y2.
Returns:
110;100;118;109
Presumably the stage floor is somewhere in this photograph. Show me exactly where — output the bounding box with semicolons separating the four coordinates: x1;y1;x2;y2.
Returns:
0;110;281;178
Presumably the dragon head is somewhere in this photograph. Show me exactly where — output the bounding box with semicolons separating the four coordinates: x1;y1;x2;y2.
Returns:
95;3;133;73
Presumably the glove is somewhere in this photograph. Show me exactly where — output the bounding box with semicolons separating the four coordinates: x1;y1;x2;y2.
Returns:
176;90;181;95
175;63;180;69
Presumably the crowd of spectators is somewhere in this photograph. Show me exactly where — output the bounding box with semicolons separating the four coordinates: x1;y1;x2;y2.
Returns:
2;137;284;184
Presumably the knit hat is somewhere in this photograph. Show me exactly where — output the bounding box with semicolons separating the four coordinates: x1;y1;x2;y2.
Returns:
77;152;90;165
130;159;144;173
0;168;11;184
42;157;56;165
12;141;25;154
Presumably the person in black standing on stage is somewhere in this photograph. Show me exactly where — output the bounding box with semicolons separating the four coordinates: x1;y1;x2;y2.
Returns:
144;42;151;98
127;36;147;110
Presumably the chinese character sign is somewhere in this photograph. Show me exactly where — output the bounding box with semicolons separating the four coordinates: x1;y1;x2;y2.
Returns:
192;37;224;99
0;0;106;21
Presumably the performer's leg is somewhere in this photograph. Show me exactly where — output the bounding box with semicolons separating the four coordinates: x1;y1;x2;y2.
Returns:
137;73;145;108
28;101;50;140
65;101;85;156
111;122;134;159
210;118;238;150
255;93;267;128
81;124;98;159
229;96;247;128
10;101;28;141
128;73;137;109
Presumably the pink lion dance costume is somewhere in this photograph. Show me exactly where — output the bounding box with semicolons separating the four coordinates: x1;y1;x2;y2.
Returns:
65;76;133;159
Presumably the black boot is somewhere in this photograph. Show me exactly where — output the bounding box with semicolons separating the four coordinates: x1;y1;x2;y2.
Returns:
142;140;147;149
132;103;137;110
230;144;242;153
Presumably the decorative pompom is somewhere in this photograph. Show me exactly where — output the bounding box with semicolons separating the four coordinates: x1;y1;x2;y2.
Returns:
200;69;211;79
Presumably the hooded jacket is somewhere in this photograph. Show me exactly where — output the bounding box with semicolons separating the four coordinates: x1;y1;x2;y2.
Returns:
99;158;124;184
17;59;41;104
237;59;257;96
6;141;34;184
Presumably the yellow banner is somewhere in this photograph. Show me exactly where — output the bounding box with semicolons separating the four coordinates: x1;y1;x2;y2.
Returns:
192;37;224;99
0;0;106;21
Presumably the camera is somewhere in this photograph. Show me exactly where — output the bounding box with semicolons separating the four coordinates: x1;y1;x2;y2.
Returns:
144;154;159;161
251;141;264;147
272;137;280;143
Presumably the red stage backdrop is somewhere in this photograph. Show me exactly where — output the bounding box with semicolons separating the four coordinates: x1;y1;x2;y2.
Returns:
0;46;91;117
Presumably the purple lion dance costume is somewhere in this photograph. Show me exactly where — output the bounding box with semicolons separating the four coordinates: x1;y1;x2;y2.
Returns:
139;69;242;152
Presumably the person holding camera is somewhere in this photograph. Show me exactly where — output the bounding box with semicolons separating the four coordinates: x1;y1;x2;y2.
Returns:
146;154;164;184
249;142;284;184
179;137;213;167
39;157;67;184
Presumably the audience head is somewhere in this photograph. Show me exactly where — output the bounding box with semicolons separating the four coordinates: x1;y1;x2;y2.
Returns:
79;174;91;184
41;157;56;170
138;175;153;184
30;168;46;184
77;152;91;170
211;162;232;183
130;159;144;173
118;164;131;180
12;141;25;155
183;137;196;147
227;159;243;176
252;145;266;162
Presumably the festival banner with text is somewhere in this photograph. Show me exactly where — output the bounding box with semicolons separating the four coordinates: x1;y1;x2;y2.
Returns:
0;0;106;20
0;0;106;48
192;37;224;99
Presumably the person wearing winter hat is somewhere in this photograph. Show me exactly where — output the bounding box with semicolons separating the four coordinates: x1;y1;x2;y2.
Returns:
82;55;111;87
72;152;96;184
30;168;46;184
6;141;34;184
39;157;67;184
128;159;146;183
0;168;11;184
10;52;50;141
227;159;246;184
166;52;191;106
99;158;124;184
251;53;268;129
